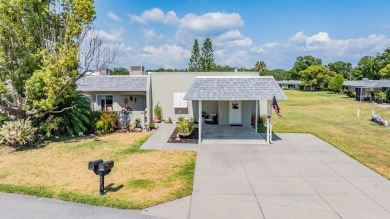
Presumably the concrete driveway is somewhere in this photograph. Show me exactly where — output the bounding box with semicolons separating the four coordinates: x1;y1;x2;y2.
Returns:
189;134;390;219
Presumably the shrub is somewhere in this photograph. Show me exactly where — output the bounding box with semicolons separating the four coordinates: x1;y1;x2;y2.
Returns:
0;120;37;148
386;90;390;102
167;117;173;123
134;118;142;128
178;117;184;122
37;94;92;137
0;114;8;127
95;112;118;135
177;118;195;135
376;91;387;102
148;122;155;130
87;111;101;134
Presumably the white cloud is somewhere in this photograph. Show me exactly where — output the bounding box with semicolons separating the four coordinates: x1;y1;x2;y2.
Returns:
107;11;122;22
129;8;244;36
141;44;190;68
143;28;156;39
129;8;179;25
180;12;244;34
214;30;252;47
89;28;124;42
251;31;390;69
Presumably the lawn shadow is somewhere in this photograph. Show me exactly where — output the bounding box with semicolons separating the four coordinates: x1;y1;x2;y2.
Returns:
104;183;124;193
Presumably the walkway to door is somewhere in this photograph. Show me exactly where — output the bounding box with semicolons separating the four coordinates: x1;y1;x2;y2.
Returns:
201;125;266;144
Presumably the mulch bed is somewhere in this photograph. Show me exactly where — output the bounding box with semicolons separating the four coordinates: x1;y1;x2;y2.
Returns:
167;128;198;144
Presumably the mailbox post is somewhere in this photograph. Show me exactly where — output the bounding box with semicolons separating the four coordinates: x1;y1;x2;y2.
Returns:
88;159;114;195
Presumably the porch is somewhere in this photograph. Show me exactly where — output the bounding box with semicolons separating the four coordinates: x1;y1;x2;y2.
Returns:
184;76;288;144
202;124;266;144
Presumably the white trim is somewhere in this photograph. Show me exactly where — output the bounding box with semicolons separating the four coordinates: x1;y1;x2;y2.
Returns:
198;100;202;144
196;76;274;79
96;94;114;111
255;100;258;132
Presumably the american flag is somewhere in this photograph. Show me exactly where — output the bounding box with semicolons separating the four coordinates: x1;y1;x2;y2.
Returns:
272;96;283;118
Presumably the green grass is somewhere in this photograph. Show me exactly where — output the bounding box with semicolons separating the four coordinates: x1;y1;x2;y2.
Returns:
126;179;155;189
273;90;390;179
0;132;196;209
117;136;150;155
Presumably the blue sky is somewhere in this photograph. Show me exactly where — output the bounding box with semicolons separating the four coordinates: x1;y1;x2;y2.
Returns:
93;0;390;70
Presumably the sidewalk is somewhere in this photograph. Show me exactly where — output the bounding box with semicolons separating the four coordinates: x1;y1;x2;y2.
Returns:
140;123;197;151
0;193;161;219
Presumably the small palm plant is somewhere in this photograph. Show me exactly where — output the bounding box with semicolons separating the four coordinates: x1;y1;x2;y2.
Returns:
153;102;162;123
0;120;37;148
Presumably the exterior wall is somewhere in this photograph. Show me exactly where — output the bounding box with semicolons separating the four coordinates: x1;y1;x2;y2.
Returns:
82;91;146;111
259;100;268;116
149;72;258;122
218;101;229;125
241;101;253;127
202;101;218;114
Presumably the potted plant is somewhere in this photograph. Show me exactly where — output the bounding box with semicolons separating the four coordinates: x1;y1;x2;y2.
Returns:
176;117;195;138
148;122;155;130
134;118;142;132
376;91;387;104
153;102;162;123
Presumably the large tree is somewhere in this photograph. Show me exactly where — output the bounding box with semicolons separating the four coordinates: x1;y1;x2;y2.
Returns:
328;74;345;93
200;38;215;72
188;39;201;72
379;64;390;79
353;56;379;80
327;61;353;80
254;61;267;75
263;69;288;80
288;55;322;80
111;67;129;75
0;0;113;121
299;65;336;90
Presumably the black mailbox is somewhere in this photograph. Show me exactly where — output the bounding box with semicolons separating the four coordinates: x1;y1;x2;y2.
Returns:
98;160;114;172
88;159;114;195
88;159;103;172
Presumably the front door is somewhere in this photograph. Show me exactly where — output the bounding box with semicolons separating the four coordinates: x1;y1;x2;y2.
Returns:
229;101;241;125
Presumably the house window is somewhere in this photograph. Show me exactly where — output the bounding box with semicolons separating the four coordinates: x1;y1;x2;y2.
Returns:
98;95;113;111
173;92;188;114
173;93;187;108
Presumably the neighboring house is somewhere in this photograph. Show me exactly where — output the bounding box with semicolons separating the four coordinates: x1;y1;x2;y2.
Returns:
343;79;390;101
277;80;301;89
77;71;287;143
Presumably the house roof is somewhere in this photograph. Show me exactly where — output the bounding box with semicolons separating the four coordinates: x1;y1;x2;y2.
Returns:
76;76;148;92
343;80;390;88
277;80;301;85
184;76;288;101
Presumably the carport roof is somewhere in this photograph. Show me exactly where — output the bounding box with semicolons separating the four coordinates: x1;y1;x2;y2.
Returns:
184;76;288;101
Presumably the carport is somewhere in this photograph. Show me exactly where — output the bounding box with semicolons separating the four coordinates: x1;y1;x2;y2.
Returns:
184;76;287;144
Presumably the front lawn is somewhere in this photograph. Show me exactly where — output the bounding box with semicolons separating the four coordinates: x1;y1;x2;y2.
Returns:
273;90;390;179
0;132;196;209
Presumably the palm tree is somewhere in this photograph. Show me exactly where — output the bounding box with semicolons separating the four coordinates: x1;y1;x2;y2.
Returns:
254;61;267;75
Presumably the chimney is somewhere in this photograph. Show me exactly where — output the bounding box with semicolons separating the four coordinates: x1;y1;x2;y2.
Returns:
129;66;145;75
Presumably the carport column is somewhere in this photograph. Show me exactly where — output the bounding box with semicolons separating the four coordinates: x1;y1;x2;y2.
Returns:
255;100;258;132
266;100;272;144
269;100;273;143
198;100;202;144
